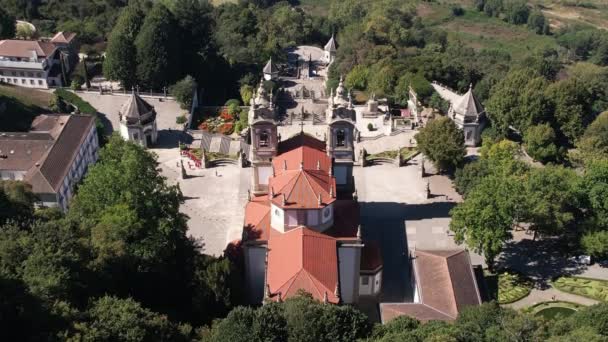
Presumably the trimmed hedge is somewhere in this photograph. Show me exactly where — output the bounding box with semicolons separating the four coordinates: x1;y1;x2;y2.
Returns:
54;89;97;115
553;276;608;302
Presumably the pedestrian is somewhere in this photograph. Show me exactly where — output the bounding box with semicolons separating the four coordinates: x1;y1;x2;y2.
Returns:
215;170;218;177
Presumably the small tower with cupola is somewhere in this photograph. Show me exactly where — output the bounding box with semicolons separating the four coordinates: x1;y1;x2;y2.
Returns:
249;79;279;195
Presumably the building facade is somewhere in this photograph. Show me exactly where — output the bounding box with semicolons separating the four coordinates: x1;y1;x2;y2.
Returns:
118;93;158;148
0;32;77;89
243;82;381;304
0;114;99;211
431;83;486;146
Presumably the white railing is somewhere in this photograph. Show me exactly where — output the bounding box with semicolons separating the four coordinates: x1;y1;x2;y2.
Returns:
0;59;45;70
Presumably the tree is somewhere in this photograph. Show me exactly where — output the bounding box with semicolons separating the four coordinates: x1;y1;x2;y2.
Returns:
345;65;369;91
135;3;182;90
523;166;579;239
527;10;549;35
69;296;188;342
486;69;546;136
504;0;530;25
524;123;562;163
240;84;254;106
103;5;144;89
573;111;608;164
67;135;196;319
0;8;15;39
579;160;608;231
415;117;466;172
581;231;608;259
170;75;197;110
450;173;524;270
454;160;490;197
0;180;36;227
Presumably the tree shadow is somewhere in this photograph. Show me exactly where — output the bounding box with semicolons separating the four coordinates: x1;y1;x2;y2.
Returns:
359;201;457;303
154;129;193;149
96;112;114;134
495;237;587;289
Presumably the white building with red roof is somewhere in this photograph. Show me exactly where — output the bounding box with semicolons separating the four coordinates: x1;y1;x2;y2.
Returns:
242;79;382;304
0;32;77;89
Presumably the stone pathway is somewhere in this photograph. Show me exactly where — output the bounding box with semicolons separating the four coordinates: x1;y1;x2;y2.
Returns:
506;287;599;310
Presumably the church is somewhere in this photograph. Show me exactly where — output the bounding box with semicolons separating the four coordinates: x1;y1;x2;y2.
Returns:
241;75;382;304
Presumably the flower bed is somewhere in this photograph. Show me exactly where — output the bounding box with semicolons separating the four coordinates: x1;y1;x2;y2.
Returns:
553;276;608;302
193;106;241;135
485;270;533;304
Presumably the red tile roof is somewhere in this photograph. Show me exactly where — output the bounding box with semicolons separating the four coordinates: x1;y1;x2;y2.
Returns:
243;195;271;242
380;249;481;323
0;40;57;58
268;170;336;209
267;227;339;304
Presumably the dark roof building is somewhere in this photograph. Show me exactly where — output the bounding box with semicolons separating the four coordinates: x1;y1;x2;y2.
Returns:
380;249;482;323
0;114;99;211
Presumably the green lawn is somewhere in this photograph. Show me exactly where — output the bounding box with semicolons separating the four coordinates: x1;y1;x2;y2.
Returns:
366;148;418;161
485;270;534;304
0;84;51;131
528;301;582;320
553;276;608;302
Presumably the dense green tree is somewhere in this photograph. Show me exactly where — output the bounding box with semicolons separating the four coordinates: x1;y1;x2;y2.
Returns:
454;160;490;197
483;0;503;17
504;0;530;25
135;3;182;90
524;123;562;163
523;166;579;238
103;5;144;89
527;10;549;35
415;117;466;172
170;75;197;110
486;69;546;136
0;180;36;227
68;296;189;341
450;173;524;270
345;65;369;91
573;111;608;164
581;231;608;259
579;160;608;230
0;7;15;39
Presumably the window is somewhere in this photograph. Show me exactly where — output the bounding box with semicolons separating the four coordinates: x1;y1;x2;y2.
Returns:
323;207;331;219
133;132;139;141
37;73;42;78
38;80;42;85
29;80;34;85
274;208;280;216
21;79;25;84
27;72;33;77
259;131;269;147
466;131;472;141
336;129;346;147
361;276;369;285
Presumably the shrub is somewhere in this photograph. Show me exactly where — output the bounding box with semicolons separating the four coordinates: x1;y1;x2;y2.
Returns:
367;123;374;131
225;99;240;107
176;115;187;125
170;75;196;110
70;75;84;90
218;123;234;135
54;89;96;114
451;5;465;16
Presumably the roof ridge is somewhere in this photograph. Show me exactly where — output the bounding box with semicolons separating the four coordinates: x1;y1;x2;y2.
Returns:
421;303;457;319
442;256;459;317
301;170;321;205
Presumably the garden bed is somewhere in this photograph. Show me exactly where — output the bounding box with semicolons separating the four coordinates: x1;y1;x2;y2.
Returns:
485;270;533;304
205;151;237;161
366;147;418;161
553;276;608;302
526;301;582;320
191;105;248;135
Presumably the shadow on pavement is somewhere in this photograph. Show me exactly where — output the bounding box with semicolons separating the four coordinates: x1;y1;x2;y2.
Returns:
154;129;193;149
496;237;586;289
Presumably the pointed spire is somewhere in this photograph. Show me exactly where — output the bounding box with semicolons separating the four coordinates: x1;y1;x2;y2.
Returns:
316;160;321;170
270;186;275;198
330;186;334;198
357;225;362;239
278;292;283;302
265;284;271;298
283;159;288;171
334;283;340;299
282;194;286;206
300;161;304;170
323;292;328;304
248;189;252;202
329;166;332;176
318;194;322;207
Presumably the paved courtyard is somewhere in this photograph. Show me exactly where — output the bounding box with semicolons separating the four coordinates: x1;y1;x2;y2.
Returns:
154;146;249;256
355;155;484;303
78;92;186;135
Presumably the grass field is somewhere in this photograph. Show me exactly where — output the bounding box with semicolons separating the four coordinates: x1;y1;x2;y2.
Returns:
0;84;51;131
527;300;582;320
